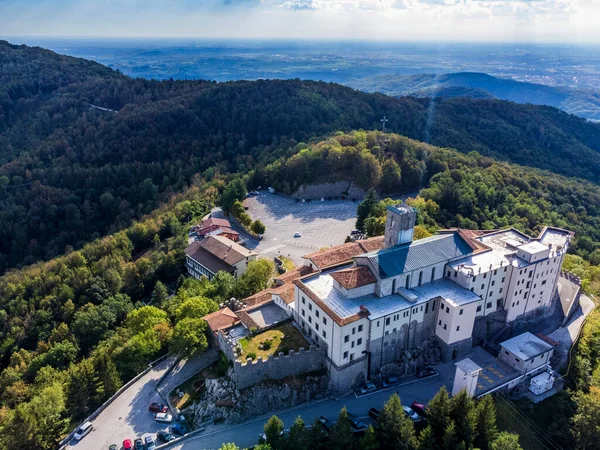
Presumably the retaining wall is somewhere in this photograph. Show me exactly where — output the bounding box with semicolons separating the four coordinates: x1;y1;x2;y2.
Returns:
232;345;326;390
559;270;582;326
293;181;365;200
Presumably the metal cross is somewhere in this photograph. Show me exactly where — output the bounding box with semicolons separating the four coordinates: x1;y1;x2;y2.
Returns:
381;115;388;133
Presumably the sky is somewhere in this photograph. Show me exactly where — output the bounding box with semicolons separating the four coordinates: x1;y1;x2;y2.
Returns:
0;0;599;43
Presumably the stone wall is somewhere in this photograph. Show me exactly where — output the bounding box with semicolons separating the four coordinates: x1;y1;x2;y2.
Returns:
293;181;365;200
232;346;326;390
328;355;368;394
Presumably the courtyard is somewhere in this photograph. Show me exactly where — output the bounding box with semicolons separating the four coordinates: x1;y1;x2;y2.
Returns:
238;322;309;362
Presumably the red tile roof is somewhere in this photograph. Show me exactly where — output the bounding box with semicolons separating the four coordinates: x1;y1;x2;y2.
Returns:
198;217;232;231
304;236;385;269
203;307;239;332
331;266;376;290
274;265;314;285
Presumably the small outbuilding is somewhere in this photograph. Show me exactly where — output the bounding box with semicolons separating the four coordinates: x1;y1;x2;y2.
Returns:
499;332;554;373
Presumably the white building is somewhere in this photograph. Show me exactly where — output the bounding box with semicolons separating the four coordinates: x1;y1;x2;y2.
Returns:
292;204;571;392
499;332;554;373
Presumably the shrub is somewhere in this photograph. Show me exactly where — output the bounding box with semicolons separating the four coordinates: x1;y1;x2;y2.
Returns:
247;353;257;360
217;351;232;377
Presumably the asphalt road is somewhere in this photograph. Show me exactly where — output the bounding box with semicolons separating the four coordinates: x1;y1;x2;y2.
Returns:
168;369;452;450
68;357;177;450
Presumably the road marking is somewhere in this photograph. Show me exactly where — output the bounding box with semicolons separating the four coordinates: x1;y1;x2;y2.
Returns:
259;244;286;254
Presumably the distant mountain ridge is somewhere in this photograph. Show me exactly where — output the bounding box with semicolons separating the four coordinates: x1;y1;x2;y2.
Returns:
348;72;600;122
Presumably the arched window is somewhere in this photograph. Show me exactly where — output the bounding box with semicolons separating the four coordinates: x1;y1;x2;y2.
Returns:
405;275;410;289
418;271;423;286
392;279;396;294
431;267;436;282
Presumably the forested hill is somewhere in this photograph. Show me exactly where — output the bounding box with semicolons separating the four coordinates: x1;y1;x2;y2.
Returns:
2;41;600;272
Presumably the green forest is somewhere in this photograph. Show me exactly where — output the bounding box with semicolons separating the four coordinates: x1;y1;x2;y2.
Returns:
2;40;600;273
3;40;600;449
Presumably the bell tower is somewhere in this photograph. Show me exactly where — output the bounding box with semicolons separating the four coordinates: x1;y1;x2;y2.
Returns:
383;204;416;249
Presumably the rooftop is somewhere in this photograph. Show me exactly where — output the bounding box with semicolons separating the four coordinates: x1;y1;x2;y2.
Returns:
538;226;572;250
518;241;549;254
185;241;236;274
300;272;479;323
364;232;474;278
330;266;376;290
199;235;256;265
203;307;240;333
500;332;554;361
198;217;232;230
303;236;384;269
455;358;482;374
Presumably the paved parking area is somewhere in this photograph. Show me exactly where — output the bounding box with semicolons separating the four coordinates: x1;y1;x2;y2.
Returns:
68;357;177;450
243;192;359;265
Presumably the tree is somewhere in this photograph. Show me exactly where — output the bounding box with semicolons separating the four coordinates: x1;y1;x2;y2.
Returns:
66;358;102;420
449;389;476;446
475;395;498;450
442;421;458;450
212;271;236;302
380;159;402;193
237;259;275;298
329;407;355;450
356;188;378;232
170;318;209;357
490;432;523;450
417;425;436;450
263;415;284;449
219;444;240;450
286;416;310;450
427;386;451;445
92;350;122;398
359;425;379;450
152;281;169;306
573;387;600;450
252;220;266;235
174;296;219;321
230;200;246;219
377;393;417;450
124;306;170;334
221;179;247;213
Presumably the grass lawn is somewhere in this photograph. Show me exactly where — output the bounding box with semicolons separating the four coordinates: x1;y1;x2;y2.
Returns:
169;362;222;410
238;322;309;362
279;256;296;271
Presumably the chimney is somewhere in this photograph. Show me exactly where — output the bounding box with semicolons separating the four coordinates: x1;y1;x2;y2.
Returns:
383;203;417;249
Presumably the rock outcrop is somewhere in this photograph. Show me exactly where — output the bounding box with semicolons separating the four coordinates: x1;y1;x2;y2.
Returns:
379;337;441;378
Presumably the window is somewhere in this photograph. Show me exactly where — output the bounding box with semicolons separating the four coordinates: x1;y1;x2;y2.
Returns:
481;284;485;290
309;304;312;311
477;305;482;312
491;280;495;286
447;270;451;277
497;299;502;308
322;330;327;338
494;269;497;275
443;324;447;330
302;309;305;317
302;297;306;304
483;273;487;279
471;287;474;292
405;276;410;288
316;310;320;318
504;267;508;273
308;316;312;324
351;341;355;348
386;318;390;325
459;309;464;315
393;328;397;333
343;351;348;359
456;326;460;331
377;320;380;327
357;338;362;345
505;350;509;355
487;302;492;308
489;291;494;297
502;277;505;282
323;317;327;325
425;303;429;314
352;327;356;335
392;278;396;294
542;280;547;285
473;276;477;282
440;302;444;310
454;271;458;278
526;282;530;289
315;323;319;331
350;353;354;361
499;288;503;294
431;267;436;282
358;324;363;332
446;306;449;313
515;357;520;362
344;335;349;343
418;271;423;286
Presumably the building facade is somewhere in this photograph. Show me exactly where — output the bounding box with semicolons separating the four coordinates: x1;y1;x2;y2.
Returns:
185;235;257;281
292;204;572;392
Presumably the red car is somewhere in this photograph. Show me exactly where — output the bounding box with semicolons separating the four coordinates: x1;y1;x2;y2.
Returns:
123;439;132;450
149;402;168;413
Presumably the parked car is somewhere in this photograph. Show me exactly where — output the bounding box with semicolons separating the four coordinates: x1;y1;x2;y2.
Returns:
318;415;335;431
294;232;302;238
360;382;376;394
149;402;168;413
368;407;381;421
133;438;144;450
145;435;157;450
157;431;176;442
155;412;173;424
383;376;399;387
410;401;427;418
109;445;118;450
259;429;285;441
350;229;360;235
123;439;133;450
348;414;369;434
403;405;421;422
170;423;188;436
73;421;93;440
416;367;437;378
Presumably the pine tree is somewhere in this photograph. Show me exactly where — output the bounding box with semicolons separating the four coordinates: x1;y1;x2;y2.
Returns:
329;407;355;450
491;432;523;450
417;425;436;450
286;416;309;450
475;395;498;450
377;393;417;450
66;359;102;420
442;420;458;450
359;425;379;450
356;188;378;232
263;415;284;450
152;281;169;306
450;389;477;446
427;386;451;446
93;350;122;399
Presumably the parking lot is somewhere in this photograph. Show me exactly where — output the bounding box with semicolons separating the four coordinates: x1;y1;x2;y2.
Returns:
68;357;177;450
243;192;359;265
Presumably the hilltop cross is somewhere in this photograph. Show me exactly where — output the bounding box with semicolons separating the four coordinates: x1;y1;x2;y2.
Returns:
381;115;388;133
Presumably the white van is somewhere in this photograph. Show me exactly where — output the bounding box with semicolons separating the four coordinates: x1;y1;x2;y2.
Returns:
73;421;93;440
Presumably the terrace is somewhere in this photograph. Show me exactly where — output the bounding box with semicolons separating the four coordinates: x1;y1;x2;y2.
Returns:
237;322;309;362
